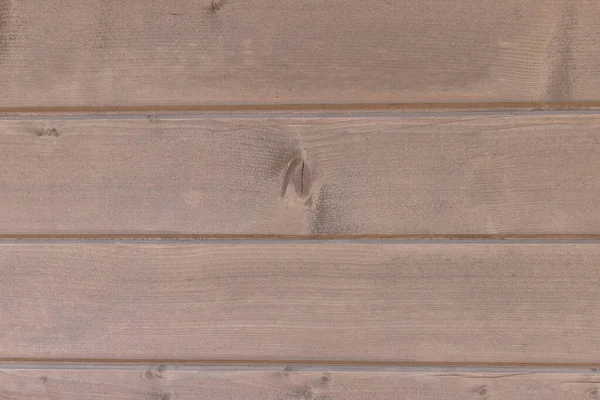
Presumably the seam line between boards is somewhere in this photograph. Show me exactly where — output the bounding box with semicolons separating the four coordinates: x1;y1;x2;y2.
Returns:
0;102;600;118
2;235;600;245
0;360;598;374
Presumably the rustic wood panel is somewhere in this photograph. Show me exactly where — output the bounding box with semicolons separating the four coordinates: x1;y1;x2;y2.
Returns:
1;369;599;400
0;0;599;107
1;243;599;363
2;114;600;235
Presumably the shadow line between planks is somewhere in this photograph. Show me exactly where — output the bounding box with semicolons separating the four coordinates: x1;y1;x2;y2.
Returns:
0;359;599;373
0;101;599;116
3;234;600;244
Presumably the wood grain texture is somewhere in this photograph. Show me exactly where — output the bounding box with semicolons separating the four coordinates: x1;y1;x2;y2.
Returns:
1;243;600;363
0;0;599;107
2;114;600;235
1;369;600;400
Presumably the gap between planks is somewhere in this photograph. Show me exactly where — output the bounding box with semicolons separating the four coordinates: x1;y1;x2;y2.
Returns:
2;109;600;120
3;234;600;243
0;361;599;373
0;101;599;116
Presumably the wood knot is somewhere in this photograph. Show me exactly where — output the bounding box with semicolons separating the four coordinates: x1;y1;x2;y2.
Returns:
144;365;166;380
295;159;311;198
320;373;331;384
36;128;59;137
211;0;220;10
473;385;488;397
281;148;312;200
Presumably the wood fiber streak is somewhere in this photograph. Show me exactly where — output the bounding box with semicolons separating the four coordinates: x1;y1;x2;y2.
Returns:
1;115;600;235
1;369;600;400
0;0;599;106
1;243;599;363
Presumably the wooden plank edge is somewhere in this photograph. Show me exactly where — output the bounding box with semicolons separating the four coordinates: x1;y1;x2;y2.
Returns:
0;101;599;116
3;234;600;241
2;109;600;120
1;360;599;370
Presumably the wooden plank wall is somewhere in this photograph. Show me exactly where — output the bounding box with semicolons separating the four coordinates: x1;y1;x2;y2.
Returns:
1;0;600;398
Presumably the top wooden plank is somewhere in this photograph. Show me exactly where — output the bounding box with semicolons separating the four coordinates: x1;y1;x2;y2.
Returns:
1;0;599;108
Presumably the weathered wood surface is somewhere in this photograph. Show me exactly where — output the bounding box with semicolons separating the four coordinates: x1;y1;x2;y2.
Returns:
1;369;599;400
0;0;599;107
2;115;600;235
1;243;599;363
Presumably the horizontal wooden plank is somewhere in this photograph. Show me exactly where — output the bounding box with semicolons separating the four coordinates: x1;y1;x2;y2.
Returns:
2;115;600;235
1;0;599;107
1;243;600;363
1;368;599;400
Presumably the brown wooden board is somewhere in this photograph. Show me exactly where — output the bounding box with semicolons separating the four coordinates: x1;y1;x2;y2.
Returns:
2;115;600;236
1;369;599;400
1;0;599;107
1;242;599;363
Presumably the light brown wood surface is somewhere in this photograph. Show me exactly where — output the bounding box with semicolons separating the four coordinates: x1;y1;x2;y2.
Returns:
2;242;599;363
1;0;599;107
2;114;600;235
1;369;599;400
3;0;599;394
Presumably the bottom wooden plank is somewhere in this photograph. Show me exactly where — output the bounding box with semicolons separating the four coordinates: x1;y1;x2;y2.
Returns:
1;368;599;400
